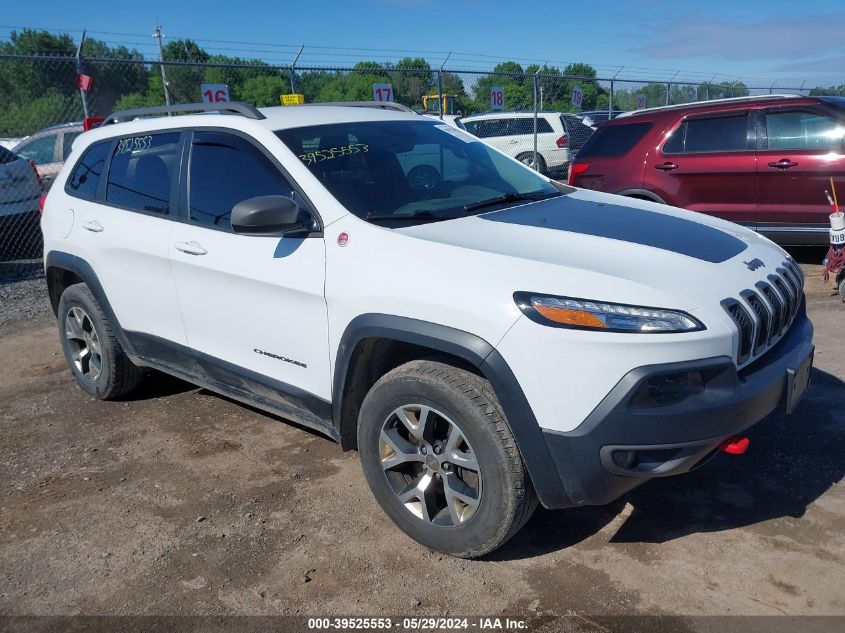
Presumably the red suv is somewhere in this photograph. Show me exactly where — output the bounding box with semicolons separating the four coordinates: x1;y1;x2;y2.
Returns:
568;95;845;245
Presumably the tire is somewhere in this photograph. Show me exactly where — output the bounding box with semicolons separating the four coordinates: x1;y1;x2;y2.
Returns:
516;152;547;175
57;283;143;400
357;360;538;558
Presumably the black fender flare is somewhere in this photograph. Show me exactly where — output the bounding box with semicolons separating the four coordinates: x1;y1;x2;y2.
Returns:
45;250;137;356
616;189;668;204
332;314;575;508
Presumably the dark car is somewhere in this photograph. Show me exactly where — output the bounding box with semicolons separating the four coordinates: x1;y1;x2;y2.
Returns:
0;145;43;260
568;95;845;245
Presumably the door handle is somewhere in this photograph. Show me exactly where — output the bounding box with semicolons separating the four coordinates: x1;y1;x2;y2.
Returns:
81;220;104;233
768;159;798;170
174;240;208;256
654;162;679;171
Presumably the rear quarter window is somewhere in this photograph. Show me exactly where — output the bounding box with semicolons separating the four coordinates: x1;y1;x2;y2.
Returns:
576;122;652;158
66;141;111;201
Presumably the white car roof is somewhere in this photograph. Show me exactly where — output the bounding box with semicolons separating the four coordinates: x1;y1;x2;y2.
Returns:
77;104;424;148
461;111;559;121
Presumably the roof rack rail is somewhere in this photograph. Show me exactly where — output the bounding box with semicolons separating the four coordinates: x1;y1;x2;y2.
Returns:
102;101;266;125
299;101;417;114
616;94;803;118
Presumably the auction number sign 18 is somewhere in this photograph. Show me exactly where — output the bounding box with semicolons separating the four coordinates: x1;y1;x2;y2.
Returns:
201;84;230;103
373;83;394;102
490;86;504;110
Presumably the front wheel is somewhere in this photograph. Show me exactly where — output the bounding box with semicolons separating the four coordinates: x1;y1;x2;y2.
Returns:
357;360;537;558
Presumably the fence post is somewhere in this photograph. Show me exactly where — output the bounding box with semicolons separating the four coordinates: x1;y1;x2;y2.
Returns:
75;30;89;117
533;70;539;172
437;53;450;120
153;25;172;108
290;45;303;94
609;79;614;117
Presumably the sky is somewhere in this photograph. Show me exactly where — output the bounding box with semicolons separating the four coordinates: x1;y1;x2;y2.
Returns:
2;0;843;88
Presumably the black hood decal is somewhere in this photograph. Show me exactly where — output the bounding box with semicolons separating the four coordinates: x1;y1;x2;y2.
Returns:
481;196;747;263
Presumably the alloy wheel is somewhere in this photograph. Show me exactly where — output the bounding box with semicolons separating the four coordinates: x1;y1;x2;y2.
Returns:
379;404;482;527
64;306;103;381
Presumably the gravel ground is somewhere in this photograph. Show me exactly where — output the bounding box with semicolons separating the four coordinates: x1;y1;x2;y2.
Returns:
0;255;843;631
0;276;50;328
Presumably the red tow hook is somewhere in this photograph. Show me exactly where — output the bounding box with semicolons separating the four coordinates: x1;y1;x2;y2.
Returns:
719;435;750;455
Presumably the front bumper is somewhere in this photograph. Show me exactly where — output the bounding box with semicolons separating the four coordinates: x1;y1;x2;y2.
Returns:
540;307;814;508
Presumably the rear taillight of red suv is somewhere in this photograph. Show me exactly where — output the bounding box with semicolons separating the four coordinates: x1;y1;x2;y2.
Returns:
556;135;569;149
28;160;44;190
568;162;590;185
38;192;47;214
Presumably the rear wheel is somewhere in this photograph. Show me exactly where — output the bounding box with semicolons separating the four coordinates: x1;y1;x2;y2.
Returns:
58;284;143;399
516;152;547;175
357;360;537;558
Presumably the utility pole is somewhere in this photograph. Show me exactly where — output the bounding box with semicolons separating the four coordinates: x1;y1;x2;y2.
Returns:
153;24;172;108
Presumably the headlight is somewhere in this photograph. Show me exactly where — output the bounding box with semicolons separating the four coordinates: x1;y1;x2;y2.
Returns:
514;292;705;333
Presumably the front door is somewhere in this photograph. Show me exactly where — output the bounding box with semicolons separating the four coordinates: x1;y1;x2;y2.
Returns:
168;130;331;417
756;105;845;242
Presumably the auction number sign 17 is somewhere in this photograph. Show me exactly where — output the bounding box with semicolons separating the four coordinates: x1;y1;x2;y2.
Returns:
490;86;504;110
201;84;230;103
373;83;394;102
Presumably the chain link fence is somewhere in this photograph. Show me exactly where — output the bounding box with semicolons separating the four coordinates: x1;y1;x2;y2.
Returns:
1;52;840;279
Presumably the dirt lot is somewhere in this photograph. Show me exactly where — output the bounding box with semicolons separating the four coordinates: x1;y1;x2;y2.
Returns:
1;255;843;628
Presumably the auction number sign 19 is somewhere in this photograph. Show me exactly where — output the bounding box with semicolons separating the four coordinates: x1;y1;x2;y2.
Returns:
571;86;583;109
490;86;504;110
201;84;230;103
373;83;393;102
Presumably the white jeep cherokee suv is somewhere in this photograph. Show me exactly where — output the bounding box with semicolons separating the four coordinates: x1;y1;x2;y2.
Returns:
42;101;814;558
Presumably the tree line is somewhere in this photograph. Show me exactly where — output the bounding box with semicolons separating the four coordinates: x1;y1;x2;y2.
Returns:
2;28;834;138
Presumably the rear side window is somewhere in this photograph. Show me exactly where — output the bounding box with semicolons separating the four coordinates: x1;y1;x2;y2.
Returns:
509;118;553;135
576;122;652;158
66;141;110;200
664;114;749;153
765;110;844;150
188;131;296;230
106;132;181;215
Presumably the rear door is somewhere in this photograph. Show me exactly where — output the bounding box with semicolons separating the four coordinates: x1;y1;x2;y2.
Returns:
756;105;845;242
69;132;186;346
650;110;758;226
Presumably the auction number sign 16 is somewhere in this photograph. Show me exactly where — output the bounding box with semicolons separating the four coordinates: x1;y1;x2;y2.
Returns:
490;86;504;110
201;84;230;103
373;83;394;102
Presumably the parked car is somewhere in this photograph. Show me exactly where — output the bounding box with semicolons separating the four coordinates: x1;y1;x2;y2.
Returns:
579;109;625;127
13;122;83;189
560;113;596;157
43;101;813;558
422;113;466;130
568;95;845;245
0;145;43;261
460;111;573;175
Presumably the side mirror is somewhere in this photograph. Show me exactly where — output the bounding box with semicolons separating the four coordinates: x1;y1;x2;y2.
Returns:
231;195;314;237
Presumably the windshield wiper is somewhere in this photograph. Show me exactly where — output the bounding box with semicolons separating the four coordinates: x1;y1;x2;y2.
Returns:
463;190;560;213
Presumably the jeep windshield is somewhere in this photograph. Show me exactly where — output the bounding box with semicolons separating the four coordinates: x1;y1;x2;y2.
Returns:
275;120;566;226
